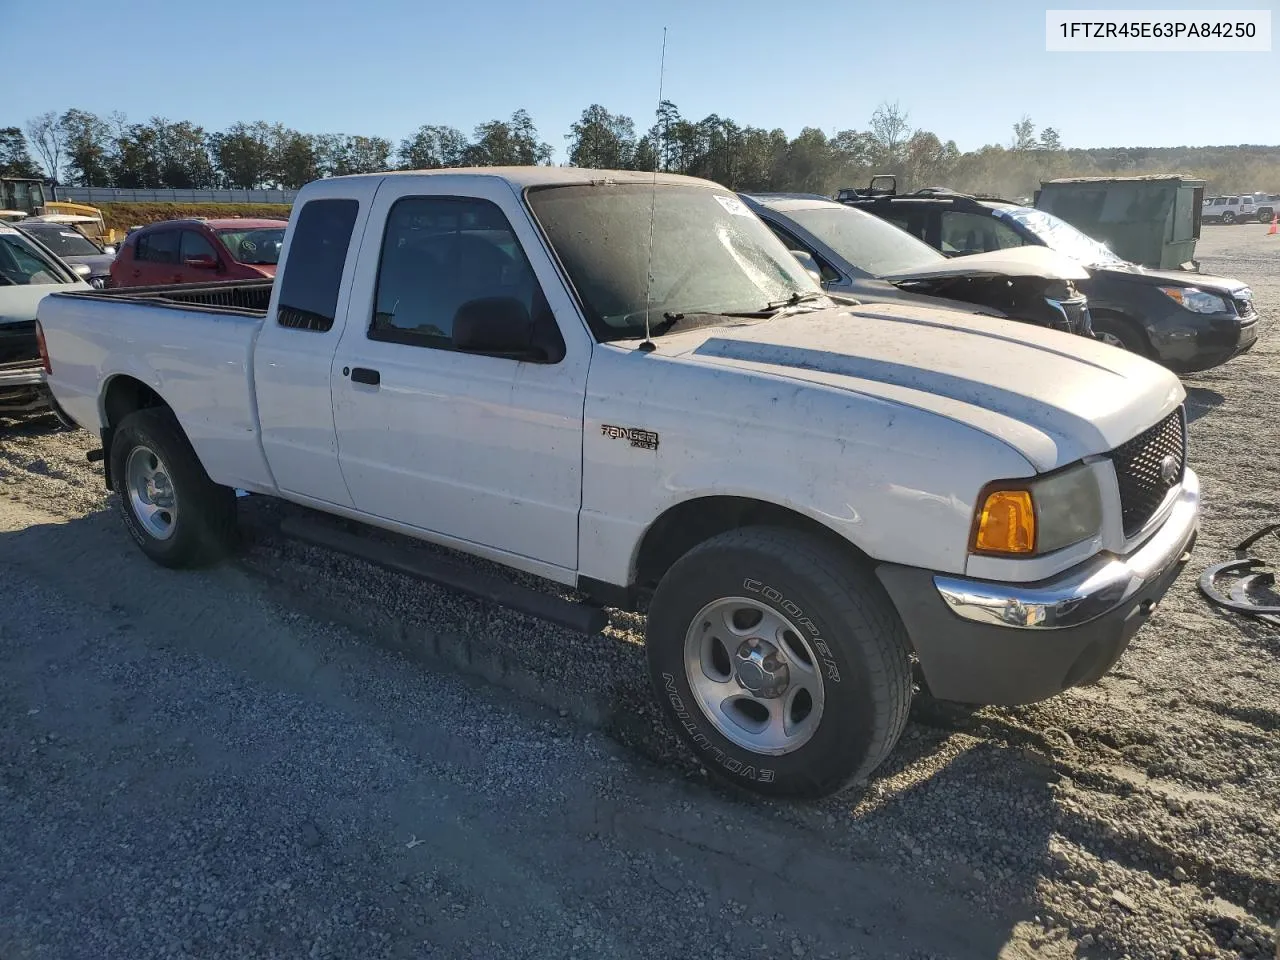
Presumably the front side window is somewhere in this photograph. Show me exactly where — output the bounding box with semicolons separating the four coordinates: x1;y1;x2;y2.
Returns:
180;231;218;261
764;221;841;284
939;211;1025;256
370;196;547;349
0;228;76;285
526;183;821;342
136;230;180;264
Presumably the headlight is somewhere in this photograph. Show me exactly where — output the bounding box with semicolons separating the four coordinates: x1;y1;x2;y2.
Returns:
971;463;1103;557
1158;286;1228;314
90;277;106;289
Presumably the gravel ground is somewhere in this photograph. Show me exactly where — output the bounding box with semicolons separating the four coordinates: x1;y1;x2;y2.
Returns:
1;224;1277;960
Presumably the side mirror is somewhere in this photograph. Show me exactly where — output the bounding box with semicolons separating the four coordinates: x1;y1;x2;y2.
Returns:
184;253;219;269
789;249;823;285
452;296;546;361
71;262;92;279
102;244;116;256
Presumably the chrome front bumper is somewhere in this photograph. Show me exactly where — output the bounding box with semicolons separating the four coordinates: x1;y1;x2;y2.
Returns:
933;468;1200;630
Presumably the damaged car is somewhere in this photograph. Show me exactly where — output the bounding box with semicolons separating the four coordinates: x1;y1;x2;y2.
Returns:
0;222;90;420
740;193;1094;338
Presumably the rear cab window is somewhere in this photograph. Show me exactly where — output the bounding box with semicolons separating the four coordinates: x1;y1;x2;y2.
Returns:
274;200;360;332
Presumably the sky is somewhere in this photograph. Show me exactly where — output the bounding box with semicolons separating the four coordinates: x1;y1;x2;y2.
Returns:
12;0;1278;166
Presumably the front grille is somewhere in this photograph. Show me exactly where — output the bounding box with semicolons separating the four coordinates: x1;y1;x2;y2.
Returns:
1045;297;1091;336
1109;407;1187;538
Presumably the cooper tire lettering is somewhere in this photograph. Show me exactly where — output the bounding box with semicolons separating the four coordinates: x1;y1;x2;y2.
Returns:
659;672;776;782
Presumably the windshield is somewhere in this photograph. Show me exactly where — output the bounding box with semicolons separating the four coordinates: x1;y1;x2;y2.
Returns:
525;183;822;341
0;226;75;285
780;204;944;277
23;225;101;257
993;206;1124;266
216;227;286;265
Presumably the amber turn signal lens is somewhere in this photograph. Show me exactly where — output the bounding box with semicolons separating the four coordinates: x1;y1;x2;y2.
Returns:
973;490;1036;554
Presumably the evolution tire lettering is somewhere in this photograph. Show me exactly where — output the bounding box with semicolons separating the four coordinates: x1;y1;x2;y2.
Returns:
600;424;659;451
742;578;842;683
661;672;775;783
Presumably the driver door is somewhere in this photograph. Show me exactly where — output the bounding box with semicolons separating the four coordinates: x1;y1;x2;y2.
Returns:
330;176;590;572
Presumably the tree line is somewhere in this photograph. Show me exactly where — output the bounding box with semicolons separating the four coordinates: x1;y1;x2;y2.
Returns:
3;102;1276;201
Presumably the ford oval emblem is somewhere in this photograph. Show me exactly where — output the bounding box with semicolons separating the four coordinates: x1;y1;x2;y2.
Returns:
1159;454;1180;485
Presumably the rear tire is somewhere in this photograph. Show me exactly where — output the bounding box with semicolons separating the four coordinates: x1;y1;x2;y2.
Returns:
645;526;913;799
110;407;238;568
1221;211;1236;225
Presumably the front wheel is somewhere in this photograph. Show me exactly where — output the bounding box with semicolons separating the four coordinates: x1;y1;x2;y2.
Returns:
110;407;238;568
1092;314;1150;356
645;526;913;799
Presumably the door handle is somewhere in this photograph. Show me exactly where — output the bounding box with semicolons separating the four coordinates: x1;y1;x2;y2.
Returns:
350;367;380;386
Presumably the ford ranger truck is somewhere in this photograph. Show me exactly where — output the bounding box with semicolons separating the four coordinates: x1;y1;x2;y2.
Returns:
36;169;1200;800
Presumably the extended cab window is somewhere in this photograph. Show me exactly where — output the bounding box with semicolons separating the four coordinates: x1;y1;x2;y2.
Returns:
275;199;359;332
370;196;545;350
136;230;180;264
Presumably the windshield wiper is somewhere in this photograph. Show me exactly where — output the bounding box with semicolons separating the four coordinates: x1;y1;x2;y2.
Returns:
757;291;828;314
648;311;746;336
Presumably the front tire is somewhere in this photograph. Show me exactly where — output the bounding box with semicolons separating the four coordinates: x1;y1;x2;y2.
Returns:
1092;314;1150;356
110;407;238;568
645;526;913;799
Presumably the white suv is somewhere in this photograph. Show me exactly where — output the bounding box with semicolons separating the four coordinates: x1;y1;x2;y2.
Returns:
1203;195;1257;224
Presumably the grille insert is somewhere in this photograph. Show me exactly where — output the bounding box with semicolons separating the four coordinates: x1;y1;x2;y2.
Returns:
1109;407;1187;538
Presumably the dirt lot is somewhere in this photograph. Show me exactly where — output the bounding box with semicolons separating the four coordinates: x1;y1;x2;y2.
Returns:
2;223;1277;960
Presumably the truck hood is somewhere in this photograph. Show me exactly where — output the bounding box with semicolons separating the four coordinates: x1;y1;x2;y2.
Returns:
879;246;1090;283
0;281;90;326
646;301;1183;472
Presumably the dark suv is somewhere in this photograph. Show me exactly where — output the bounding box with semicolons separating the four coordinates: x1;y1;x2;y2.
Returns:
843;189;1258;374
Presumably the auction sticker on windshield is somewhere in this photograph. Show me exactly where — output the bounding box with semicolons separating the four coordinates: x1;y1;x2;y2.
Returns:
714;195;752;217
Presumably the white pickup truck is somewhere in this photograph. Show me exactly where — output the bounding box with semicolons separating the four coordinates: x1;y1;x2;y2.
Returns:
37;168;1200;799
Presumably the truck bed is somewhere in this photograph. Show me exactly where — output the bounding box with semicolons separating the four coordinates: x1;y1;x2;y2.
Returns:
38;278;276;493
60;278;275;316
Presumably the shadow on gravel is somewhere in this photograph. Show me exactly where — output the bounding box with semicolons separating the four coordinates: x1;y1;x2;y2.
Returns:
1183;387;1225;424
0;412;66;438
0;501;1065;960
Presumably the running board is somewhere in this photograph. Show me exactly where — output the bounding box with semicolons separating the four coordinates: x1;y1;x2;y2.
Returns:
278;515;609;635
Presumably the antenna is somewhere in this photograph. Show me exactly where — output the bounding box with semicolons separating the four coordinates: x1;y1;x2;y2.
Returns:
638;26;667;355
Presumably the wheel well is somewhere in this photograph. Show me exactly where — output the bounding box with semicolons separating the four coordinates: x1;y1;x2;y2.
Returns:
633;496;872;594
103;375;167;429
100;376;170;490
1090;309;1152;352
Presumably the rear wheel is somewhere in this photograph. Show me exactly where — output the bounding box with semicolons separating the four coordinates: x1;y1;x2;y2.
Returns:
1221;210;1236;225
645;526;913;799
110;407;238;568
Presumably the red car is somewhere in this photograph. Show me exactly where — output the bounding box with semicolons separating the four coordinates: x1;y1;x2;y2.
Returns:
109;217;288;288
